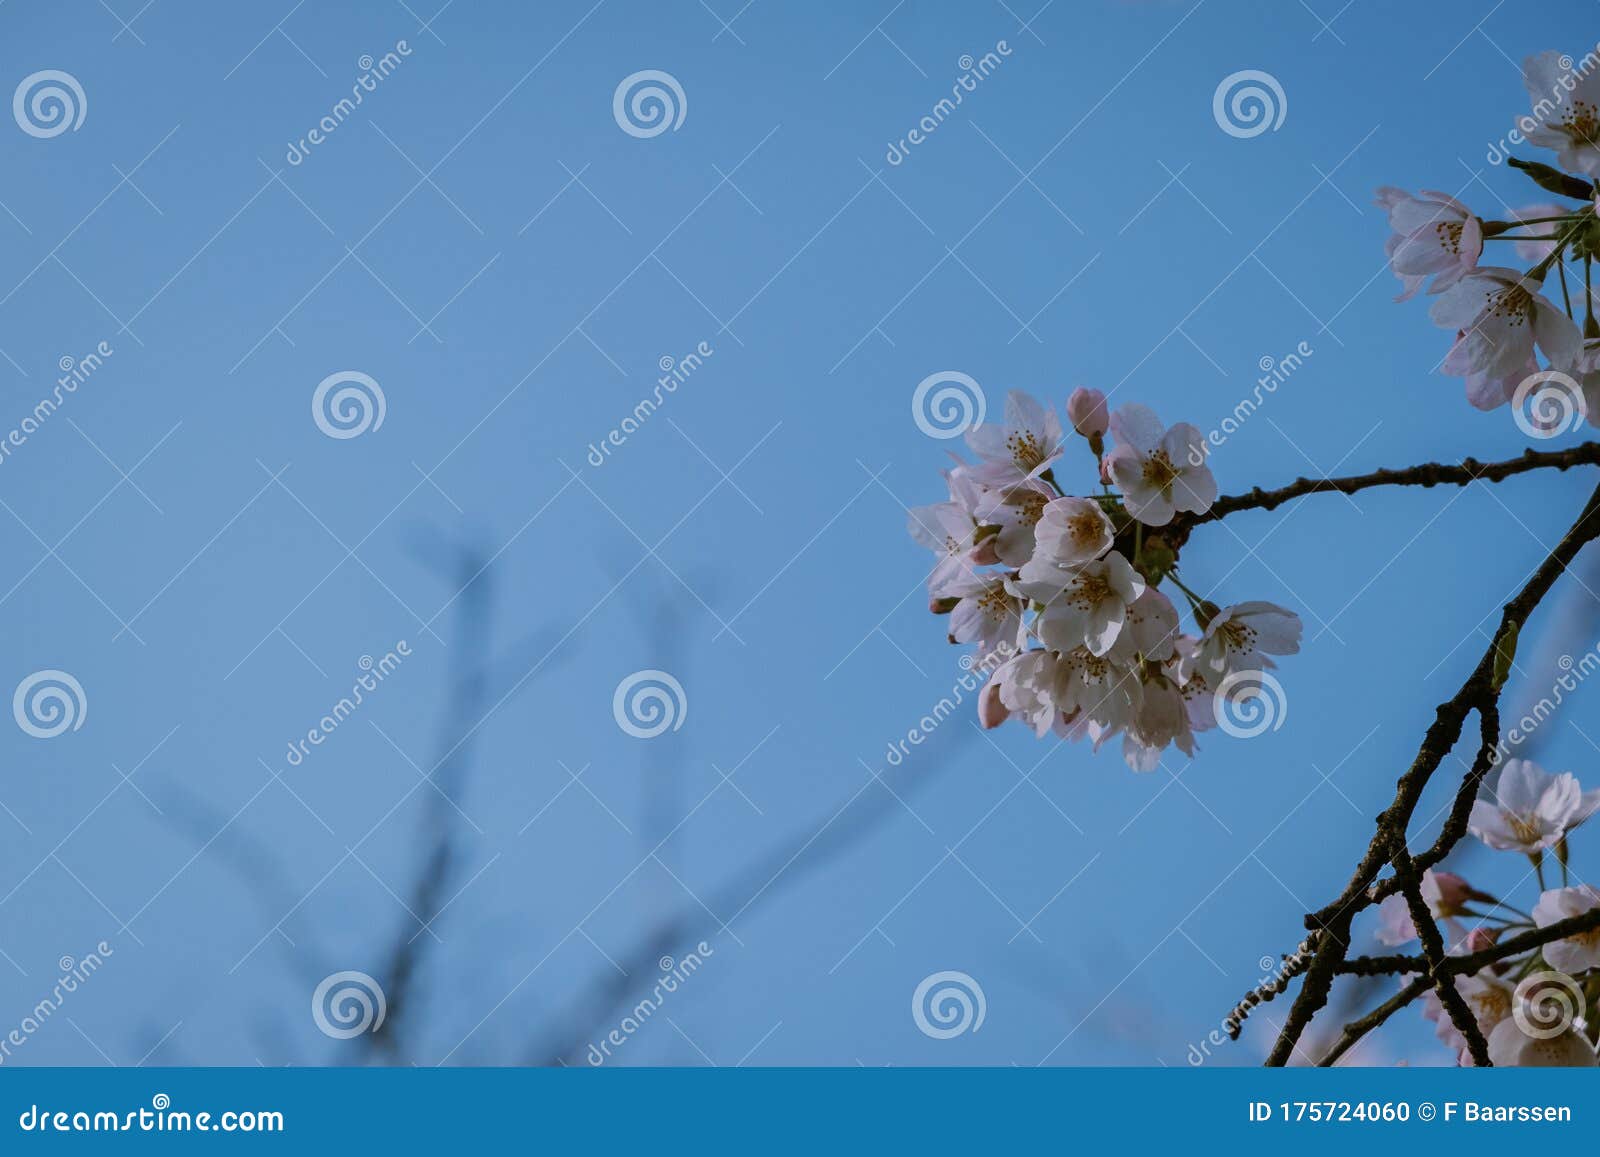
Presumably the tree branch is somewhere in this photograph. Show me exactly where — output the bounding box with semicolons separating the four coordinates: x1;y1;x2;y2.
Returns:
1242;474;1600;1065
1186;443;1600;526
1392;840;1490;1065
1318;976;1432;1067
1339;908;1600;979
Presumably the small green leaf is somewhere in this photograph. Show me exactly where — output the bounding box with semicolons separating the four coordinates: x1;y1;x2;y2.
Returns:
1492;619;1519;691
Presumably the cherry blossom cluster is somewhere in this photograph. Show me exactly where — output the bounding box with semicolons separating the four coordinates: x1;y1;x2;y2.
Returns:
1380;50;1600;428
1373;759;1600;1066
909;388;1302;772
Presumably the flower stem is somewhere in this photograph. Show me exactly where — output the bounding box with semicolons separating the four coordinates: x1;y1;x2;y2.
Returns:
1501;213;1585;227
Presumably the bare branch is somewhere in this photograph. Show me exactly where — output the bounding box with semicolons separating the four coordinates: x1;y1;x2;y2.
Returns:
1186;443;1600;526
1232;472;1600;1065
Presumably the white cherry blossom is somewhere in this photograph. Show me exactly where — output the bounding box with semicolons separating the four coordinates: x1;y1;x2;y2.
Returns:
943;571;1026;661
1375;187;1482;301
1487;1016;1598;1067
1121;668;1196;772
973;478;1057;567
1030;552;1147;657
1532;885;1600;974
1029;495;1116;571
1429;266;1579;382
964;389;1064;488
994;649;1066;738
1520;51;1600;177
907;467;987;596
1186;600;1302;679
1104;404;1217;527
1468;758;1600;854
1441;331;1538;412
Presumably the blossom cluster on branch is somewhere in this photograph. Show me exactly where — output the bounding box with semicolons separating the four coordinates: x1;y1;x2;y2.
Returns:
1382;51;1600;432
909;388;1301;771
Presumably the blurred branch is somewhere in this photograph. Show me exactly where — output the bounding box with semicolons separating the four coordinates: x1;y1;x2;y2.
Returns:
529;727;976;1065
364;540;494;1061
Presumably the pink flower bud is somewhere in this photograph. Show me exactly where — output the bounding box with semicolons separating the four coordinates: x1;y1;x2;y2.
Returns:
1430;871;1474;916
978;681;1010;729
1067;387;1109;437
1465;927;1499;953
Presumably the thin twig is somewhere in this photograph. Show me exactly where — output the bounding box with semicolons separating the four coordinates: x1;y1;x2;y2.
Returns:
1182;443;1600;528
1318;977;1431;1067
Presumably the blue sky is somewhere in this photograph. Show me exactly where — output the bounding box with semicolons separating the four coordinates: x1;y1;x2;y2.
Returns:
1;0;1599;1067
